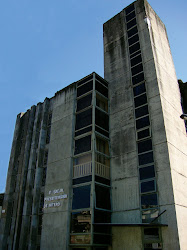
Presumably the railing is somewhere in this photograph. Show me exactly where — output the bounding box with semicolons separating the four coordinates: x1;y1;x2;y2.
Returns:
95;162;110;179
73;161;110;179
73;162;92;178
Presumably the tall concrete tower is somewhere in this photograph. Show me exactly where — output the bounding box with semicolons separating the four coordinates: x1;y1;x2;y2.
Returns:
104;0;187;249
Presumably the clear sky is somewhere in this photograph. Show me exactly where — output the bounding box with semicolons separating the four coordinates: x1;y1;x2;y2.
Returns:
0;0;186;193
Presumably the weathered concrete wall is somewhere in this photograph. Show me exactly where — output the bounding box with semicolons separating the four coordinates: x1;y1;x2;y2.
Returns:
104;5;140;226
41;84;76;250
109;227;142;250
145;1;187;249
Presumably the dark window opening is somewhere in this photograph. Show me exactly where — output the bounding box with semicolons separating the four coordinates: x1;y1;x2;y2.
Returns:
131;54;142;67
71;211;91;233
141;180;155;193
125;4;135;15
94;209;111;223
77;81;93;97
95;108;109;131
135;105;149;118
127;25;138;38
131;63;143;76
132;72;144;85
128;34;139;46
133;82;146;97
95;126;109;138
77;75;93;87
73;175;92;185
130;50;141;59
144;228;159;240
126;11;136;22
129;42;140;55
95;175;110;186
95;81;108;98
72;185;91;210
138;138;152;154
141;194;158;209
94;234;111;245
137;128;150;140
96;93;108;112
77;93;92;112
138;151;154;166
75;126;92;137
134;93;147;108
139;165;155;180
95;185;111;210
96;137;109;156
74;135;91;155
75;109;92;131
127;18;137;30
96;75;108;87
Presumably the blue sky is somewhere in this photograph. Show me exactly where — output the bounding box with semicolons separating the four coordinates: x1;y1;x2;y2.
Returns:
0;0;186;193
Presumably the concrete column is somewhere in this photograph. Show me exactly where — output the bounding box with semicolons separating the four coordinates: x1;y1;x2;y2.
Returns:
19;104;43;250
29;98;50;249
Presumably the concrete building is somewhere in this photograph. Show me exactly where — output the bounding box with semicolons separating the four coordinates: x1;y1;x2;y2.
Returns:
0;0;187;249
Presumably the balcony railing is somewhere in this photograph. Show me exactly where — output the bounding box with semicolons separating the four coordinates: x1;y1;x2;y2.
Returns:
73;161;110;179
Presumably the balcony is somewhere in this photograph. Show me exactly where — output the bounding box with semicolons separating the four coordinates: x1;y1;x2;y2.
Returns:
73;162;110;179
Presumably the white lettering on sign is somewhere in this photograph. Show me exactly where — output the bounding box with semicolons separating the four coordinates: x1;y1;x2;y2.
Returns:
44;188;67;209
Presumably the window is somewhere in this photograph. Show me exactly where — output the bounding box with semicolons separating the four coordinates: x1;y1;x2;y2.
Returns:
96;137;109;155
95;126;109;138
141;180;155;193
129;42;140;55
71;211;91;233
96;93;108;112
144;228;159;240
134;93;147;108
75;109;92;131
131;54;142;67
77;93;92;112
139;165;155;180
74;135;91;155
95;81;108;98
138;139;152;154
75;126;92;137
125;4;135;15
141;193;158;209
132;72;144;85
131;63;143;76
128;34;139;46
95;185;111;210
77;75;93;87
135;105;149;119
95;108;109;131
136;116;150;130
77;81;93;97
72;185;91;210
137;128;150;140
138;151;153;165
127;18;136;30
126;11;136;22
133;82;146;97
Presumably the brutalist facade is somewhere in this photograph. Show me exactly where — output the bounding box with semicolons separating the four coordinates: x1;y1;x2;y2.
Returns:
1;0;187;249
